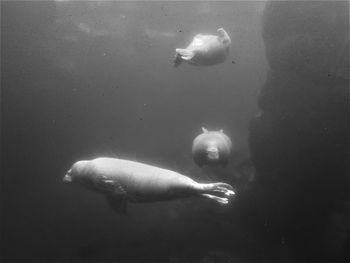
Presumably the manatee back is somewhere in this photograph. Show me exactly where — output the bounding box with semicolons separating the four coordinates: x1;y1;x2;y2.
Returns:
89;158;194;199
188;35;229;66
187;35;218;50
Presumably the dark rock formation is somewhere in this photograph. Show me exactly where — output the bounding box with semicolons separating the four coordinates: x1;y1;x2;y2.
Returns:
249;1;349;262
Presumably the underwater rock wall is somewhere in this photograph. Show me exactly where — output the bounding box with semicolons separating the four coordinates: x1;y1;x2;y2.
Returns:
249;1;349;262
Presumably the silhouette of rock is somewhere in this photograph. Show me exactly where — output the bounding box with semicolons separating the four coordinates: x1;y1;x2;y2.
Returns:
249;1;349;262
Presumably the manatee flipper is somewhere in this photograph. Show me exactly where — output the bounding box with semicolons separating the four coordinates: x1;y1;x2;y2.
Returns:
99;176;128;214
106;195;128;215
217;28;231;45
201;194;229;204
97;176;126;194
196;182;235;204
175;48;195;61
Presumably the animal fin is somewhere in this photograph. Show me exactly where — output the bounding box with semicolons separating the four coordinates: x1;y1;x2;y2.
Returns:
202;127;208;133
217;28;231;45
106;195;128;215
98;176;126;195
175;48;194;60
201;194;228;204
198;182;235;205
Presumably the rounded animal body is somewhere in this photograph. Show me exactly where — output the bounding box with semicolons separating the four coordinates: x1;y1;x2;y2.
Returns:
192;128;232;167
174;28;231;67
63;157;234;213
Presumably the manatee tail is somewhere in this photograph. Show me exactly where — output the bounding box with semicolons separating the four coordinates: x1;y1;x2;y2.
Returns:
196;182;235;204
174;48;195;67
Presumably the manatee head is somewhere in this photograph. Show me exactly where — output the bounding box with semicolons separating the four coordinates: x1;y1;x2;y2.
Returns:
192;128;232;167
63;160;91;185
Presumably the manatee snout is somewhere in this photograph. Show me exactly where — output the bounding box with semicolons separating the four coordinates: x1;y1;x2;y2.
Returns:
63;160;89;183
63;169;72;183
206;146;219;160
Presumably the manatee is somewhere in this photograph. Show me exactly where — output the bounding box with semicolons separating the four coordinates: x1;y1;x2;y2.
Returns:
63;157;235;214
174;28;231;67
192;127;232;167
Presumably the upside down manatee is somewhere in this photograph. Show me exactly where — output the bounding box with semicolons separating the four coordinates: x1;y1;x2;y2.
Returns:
63;157;235;214
174;28;231;67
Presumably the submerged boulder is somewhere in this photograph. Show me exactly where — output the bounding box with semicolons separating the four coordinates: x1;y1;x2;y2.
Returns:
249;1;349;262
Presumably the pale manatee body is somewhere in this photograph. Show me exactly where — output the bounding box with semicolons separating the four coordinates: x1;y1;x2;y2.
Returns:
192;128;232;167
63;157;235;214
174;28;231;67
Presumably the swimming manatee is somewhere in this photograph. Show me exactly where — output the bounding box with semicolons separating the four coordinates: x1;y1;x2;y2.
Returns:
174;28;231;67
63;157;235;214
192;127;232;167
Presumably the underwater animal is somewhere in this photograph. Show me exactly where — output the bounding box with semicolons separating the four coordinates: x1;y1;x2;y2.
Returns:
174;28;231;67
192;127;232;167
63;157;235;214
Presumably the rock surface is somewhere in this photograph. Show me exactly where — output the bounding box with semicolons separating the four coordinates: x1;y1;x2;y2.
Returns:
249;1;349;262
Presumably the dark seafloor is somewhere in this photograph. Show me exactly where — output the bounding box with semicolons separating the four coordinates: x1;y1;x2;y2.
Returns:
1;1;349;263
